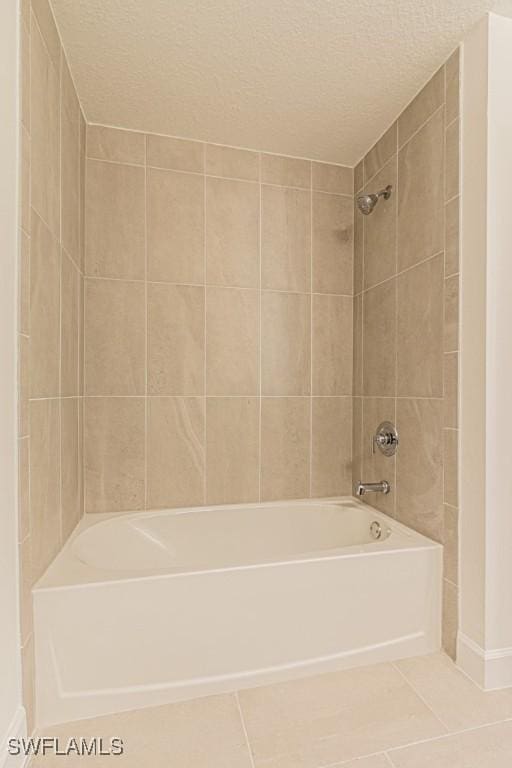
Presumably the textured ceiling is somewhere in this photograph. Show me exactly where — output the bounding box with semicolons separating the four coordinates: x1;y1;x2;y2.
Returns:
51;0;512;165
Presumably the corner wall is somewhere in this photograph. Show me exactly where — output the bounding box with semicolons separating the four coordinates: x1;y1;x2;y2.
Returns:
0;0;23;757
458;12;512;689
18;0;86;731
352;51;461;657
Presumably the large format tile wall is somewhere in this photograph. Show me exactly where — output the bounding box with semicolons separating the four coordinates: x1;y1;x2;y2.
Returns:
18;0;86;731
83;127;354;512
352;50;460;656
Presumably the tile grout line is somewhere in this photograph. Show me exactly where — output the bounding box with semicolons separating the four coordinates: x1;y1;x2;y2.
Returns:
234;692;256;768
203;142;208;505
391;660;450;731
309;161;313;498
144;134;148;511
258;151;262;503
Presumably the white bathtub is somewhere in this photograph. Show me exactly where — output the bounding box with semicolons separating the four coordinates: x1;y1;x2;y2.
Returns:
33;498;442;726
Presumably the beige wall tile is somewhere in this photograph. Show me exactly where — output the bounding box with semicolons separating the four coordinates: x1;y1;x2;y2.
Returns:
19;535;33;644
206;397;259;504
312;192;353;294
147;397;204;509
442;579;458;659
21;18;30;130
364;122;397;180
20;127;30;235
353;200;363;294
342;757;390;768
397;254;444;397
396;398;443;542
312;162;352;195
364;158;397;289
61;95;80;263
147;134;203;172
445;48;460;125
261;398;310;500
445;119;460;201
261;291;310;396
85;278;145;395
444;428;458;506
60;252;80;397
362;397;396;516
206;177;259;288
147;167;204;284
445;197;460;277
352;396;363;486
261;153;310;188
31;17;60;237
84;397;145;513
239;663;444;767
312;294;352;395
205;144;259;181
353;294;363;396
31;0;61;71
61;398;81;539
87;125;146;165
60;55;78;128
30;399;61;579
86;159;145;279
148;283;204;395
354;160;364;193
363;280;396;397
19;230;30;336
18;335;30;437
444;274;459;352
443;504;458;585
30;211;60;398
398;67;444;146
18;438;30;541
444;352;458;428
79;113;86;272
311;397;352;496
206;287;259;395
261;185;311;292
397;110;444;271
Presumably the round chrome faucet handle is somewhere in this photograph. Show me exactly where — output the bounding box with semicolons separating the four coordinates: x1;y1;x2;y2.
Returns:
372;421;399;457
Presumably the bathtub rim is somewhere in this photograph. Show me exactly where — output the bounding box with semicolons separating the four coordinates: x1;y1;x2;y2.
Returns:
34;497;442;592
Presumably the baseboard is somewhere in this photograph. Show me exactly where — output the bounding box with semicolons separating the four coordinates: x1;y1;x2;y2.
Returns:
457;632;512;690
0;707;27;768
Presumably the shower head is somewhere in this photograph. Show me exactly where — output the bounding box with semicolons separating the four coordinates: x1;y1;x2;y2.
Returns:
356;184;393;215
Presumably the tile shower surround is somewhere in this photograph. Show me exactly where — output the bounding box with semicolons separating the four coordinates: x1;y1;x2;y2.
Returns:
17;0;461;731
83;127;355;513
352;50;460;657
18;0;86;732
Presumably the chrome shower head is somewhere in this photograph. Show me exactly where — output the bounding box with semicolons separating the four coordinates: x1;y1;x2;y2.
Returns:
356;184;393;215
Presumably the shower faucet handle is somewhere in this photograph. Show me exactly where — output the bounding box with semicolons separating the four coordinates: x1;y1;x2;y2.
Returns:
372;421;399;457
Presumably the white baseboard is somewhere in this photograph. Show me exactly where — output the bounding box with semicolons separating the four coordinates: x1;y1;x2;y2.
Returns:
457;632;512;690
0;707;27;768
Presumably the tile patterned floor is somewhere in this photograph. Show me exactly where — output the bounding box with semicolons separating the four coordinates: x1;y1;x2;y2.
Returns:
31;653;512;767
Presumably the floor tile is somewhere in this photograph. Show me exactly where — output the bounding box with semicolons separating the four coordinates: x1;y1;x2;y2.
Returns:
31;694;252;767
388;720;512;767
395;653;512;731
238;663;445;768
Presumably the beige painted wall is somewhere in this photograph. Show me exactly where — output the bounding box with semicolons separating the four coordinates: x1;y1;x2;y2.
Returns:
1;0;23;750
82;128;355;512
18;0;85;732
352;51;460;658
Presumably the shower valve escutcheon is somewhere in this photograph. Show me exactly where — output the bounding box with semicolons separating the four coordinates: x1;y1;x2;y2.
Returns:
372;421;399;457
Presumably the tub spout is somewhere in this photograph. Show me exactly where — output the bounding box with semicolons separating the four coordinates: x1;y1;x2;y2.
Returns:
355;480;390;496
